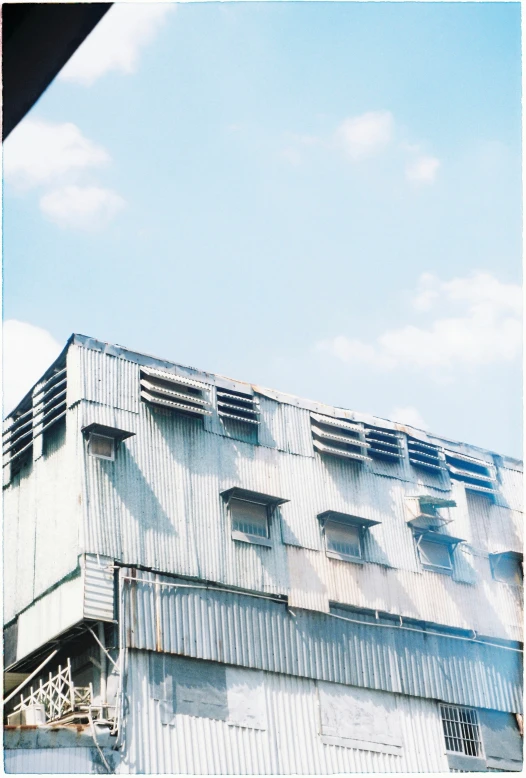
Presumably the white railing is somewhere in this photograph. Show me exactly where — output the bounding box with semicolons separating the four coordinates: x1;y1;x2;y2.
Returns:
13;658;92;723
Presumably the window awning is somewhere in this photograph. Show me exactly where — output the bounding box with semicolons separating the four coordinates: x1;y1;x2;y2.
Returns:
489;550;523;563
317;510;380;529
417;495;457;509
412;529;465;549
220;487;289;506
81;423;135;441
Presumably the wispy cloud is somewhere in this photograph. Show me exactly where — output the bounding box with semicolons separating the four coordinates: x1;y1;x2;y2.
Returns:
4;119;109;189
3;321;63;415
58;3;174;86
4;119;125;231
334;111;394;160
405;154;440;184
40;186;126;231
317;272;521;376
389;406;429;430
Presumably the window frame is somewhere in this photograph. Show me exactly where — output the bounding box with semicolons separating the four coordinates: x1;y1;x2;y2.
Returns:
440;704;484;759
489;552;523;587
221;487;289;549
318;510;380;565
413;530;464;575
87;433;116;461
82;422;135;462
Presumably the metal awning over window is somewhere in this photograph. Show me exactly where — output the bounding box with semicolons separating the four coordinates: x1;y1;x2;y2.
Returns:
317;510;381;529
311;413;370;463
220;487;288;506
140;366;212;418
81;423;135;441
412;529;465;550
406;495;457;531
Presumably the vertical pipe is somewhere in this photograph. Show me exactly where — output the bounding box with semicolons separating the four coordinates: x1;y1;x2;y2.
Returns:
98;622;107;711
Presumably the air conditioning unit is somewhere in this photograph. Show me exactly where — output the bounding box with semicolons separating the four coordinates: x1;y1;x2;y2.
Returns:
7;704;46;726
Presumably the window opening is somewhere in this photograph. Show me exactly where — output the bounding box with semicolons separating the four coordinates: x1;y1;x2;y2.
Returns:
364;425;403;461
216;387;259;425
441;705;483;758
489;552;523;586
88;434;115;461
230;498;269;539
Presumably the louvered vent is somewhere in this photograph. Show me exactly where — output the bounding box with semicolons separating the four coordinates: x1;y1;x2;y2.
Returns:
445;451;497;494
311;413;370;462
407;436;445;471
140;366;212;418
217;388;259;425
364;425;403;461
3;364;67;473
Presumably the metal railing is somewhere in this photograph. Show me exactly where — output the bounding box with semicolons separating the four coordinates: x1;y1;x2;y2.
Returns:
13;658;92;723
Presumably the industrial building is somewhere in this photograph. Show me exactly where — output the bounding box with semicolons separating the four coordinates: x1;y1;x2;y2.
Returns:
3;333;523;773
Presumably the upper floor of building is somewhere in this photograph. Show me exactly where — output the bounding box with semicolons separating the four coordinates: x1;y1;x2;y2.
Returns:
3;334;523;641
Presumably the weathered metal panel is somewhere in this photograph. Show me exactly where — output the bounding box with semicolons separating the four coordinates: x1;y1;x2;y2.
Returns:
82;553;115;622
16;574;84;661
77;345;140;413
4;747;115;774
122;648;450;774
122;577;522;712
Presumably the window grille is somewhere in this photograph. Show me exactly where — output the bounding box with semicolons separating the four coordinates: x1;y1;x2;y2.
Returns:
140;366;212;418
364;425;403;461
311;413;370;462
216;387;259;425
325;520;362;560
230;498;269;539
444;451;497;494
440;705;483;758
407;436;445;471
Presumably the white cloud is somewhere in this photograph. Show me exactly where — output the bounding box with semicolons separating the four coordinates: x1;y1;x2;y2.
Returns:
3;321;63;415
389;407;429;430
406;154;440;184
335;111;394;160
39;185;126;231
58;3;173;86
4;119;109;190
317;272;522;375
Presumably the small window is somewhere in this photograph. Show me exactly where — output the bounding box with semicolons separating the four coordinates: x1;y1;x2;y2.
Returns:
490;553;523;586
230;498;270;545
440;705;483;758
417;536;453;573
88;433;115;460
325;520;363;561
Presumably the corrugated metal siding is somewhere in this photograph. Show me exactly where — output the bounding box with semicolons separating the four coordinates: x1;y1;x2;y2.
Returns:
122;648;450;774
16;575;84;661
122;576;523;712
497;466;523;514
4;747;114;774
75;344;140;413
83;553;115;622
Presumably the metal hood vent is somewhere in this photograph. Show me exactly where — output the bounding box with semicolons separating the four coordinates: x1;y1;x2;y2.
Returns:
3;364;67;472
407;436;445;472
140;366;212;418
310;413;370;462
444;451;497;494
216;387;260;425
364;425;404;461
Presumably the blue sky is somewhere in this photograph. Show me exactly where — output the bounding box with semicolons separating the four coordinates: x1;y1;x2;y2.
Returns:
3;1;522;458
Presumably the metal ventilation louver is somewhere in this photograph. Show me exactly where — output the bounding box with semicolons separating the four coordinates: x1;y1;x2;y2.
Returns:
311;413;370;462
216;388;260;425
3;365;67;470
140;366;212;418
364;425;403;461
444;451;497;494
407;436;445;471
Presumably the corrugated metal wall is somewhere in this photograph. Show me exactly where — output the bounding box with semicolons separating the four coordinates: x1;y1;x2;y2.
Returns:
76;351;522;637
122;648;450;774
4;747;116;774
83;553;115;622
122;575;522;713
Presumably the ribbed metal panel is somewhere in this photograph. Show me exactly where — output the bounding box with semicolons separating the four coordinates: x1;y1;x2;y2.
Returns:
77;345;140;414
122;648;451;774
498;466;523;514
82;553;115;622
122;577;522;712
16;575;84;661
4;747;114;774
